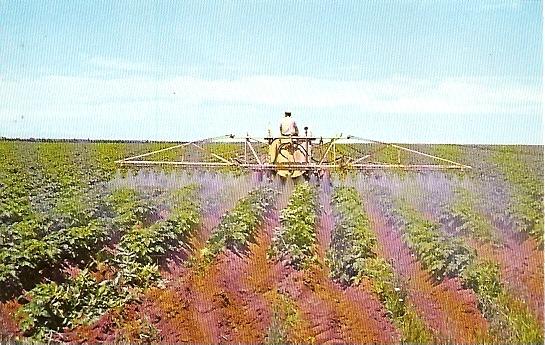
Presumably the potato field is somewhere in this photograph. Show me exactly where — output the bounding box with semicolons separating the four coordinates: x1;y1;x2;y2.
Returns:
0;140;543;344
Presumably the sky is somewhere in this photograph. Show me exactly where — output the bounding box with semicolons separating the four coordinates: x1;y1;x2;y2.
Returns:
1;1;542;144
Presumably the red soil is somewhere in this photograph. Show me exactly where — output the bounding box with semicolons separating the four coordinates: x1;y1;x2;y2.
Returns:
468;233;544;324
0;301;20;338
151;185;402;345
243;212;316;344
126;211;284;344
424;205;543;325
61;195;400;344
63;192;238;344
164;211;227;276
419;192;543;326
67;247;261;344
278;266;401;344
8;184;517;344
273;186;400;344
62;304;139;344
366;202;490;344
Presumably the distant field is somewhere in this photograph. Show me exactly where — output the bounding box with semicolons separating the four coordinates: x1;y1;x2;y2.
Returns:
0;140;543;344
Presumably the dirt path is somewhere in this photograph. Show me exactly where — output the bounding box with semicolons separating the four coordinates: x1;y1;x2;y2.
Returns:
366;201;490;344
149;209;283;344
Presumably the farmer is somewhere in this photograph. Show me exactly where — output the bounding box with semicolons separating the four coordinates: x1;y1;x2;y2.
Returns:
279;111;299;136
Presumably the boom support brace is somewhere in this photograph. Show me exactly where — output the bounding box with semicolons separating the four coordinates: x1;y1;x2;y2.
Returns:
115;134;472;172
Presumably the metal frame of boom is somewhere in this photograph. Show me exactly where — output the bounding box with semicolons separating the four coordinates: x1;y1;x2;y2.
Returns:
115;134;472;172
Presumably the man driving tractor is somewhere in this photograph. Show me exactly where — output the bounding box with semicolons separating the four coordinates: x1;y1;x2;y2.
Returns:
272;111;306;178
280;111;299;136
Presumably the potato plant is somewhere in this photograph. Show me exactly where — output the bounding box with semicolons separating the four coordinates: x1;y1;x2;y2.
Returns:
270;182;318;269
492;147;544;245
440;188;498;244
394;190;542;342
0;187;157;299
112;184;200;281
327;186;378;284
107;188;159;233
326;187;427;342
201;187;275;263
396;200;475;280
0;142;35;224
17;269;130;340
0;141;542;344
461;260;543;344
0;218;109;299
17;185;201;340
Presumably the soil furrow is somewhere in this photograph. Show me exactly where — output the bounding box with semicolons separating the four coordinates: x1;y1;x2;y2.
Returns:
414;173;543;326
468;232;544;323
73;189;250;344
276;184;400;344
165;186;243;277
245;210;317;344
320;185;400;344
278;269;345;344
366;201;489;344
156;205;284;344
0;301;20;339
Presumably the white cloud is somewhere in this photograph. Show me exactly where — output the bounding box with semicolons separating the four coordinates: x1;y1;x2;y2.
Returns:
1;75;540;117
1;73;541;141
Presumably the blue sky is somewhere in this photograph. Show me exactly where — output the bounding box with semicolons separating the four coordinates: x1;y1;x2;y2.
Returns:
1;1;542;143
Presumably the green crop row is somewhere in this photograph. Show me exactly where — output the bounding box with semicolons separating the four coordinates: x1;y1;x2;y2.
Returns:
442;187;542;343
492;148;544;245
442;188;498;244
396;201;475;281
461;261;543;344
269;182;318;269
327;187;434;343
0;142;37;224
0;218;109;299
396;193;542;343
0;187;156;299
432;144;464;164
36;143;88;197
327;188;404;315
0;142;106;230
327;186;378;284
374;145;408;165
87;142;132;180
17;185;200;341
361;257;435;343
265;291;312;345
116;185;200;267
17;269;131;341
0;142;191;301
200;187;275;264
